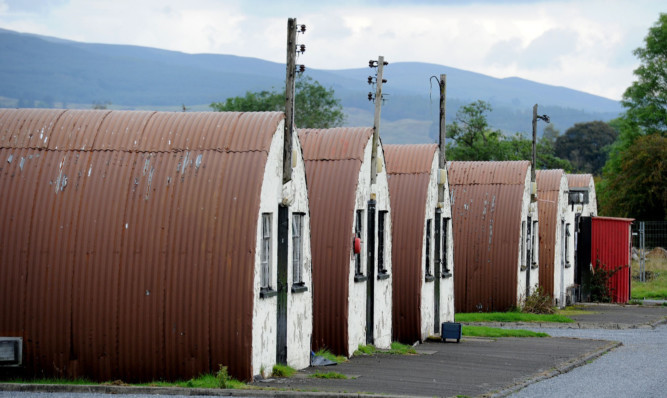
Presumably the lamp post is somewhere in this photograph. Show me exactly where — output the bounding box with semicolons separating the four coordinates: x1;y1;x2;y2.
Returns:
531;104;550;201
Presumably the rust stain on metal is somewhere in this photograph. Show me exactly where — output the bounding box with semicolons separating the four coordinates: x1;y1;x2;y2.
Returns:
566;173;592;188
536;169;563;297
0;109;284;382
384;144;436;343
448;161;530;312
298;127;373;356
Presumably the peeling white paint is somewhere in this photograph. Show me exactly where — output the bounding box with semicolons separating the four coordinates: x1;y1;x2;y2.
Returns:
195;154;203;169
347;138;392;354
516;169;539;305
251;122;312;377
7;154;13;163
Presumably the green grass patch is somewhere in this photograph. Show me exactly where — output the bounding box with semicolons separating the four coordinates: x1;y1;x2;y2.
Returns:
388;341;417;355
309;371;348;379
271;364;296;378
455;312;573;323
556;306;597;316
462;325;549;338
354;344;377;355
314;348;347;364
631;257;667;300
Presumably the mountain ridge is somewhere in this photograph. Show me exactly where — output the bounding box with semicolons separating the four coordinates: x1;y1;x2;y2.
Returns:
0;27;622;143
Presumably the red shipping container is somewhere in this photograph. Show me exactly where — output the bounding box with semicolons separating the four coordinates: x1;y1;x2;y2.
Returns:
590;217;634;303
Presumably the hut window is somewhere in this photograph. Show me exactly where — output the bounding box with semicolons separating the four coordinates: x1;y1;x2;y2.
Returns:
425;219;433;279
377;211;389;278
261;213;272;289
354;209;365;280
292;213;304;284
442;217;451;275
565;223;571;268
521;220;527;270
531;220;538;268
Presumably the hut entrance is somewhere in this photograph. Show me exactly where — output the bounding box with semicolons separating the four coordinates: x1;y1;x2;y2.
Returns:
366;199;376;345
525;217;533;297
276;205;289;364
434;210;442;334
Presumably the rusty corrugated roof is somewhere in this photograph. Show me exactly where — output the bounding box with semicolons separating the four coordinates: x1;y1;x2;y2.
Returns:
448;161;530;312
0;109;284;382
536;169;564;298
566;173;592;188
298;127;373;356
384;144;437;343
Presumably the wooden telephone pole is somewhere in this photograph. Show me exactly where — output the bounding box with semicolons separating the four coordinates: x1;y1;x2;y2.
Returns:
370;56;386;186
283;18;298;184
438;74;447;204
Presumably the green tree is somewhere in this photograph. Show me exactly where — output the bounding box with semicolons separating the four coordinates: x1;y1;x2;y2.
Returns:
599;14;667;218
447;101;572;169
210;75;345;128
600;134;667;220
446;100;506;161
554;121;617;175
621;13;667;135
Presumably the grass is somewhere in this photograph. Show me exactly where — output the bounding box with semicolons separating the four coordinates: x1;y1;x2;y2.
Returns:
314;348;347;364
271;364;296;378
388;341;417;355
556;305;596;316
631;256;667;300
455;312;573;323
5;372;247;390
462;325;549;338
309;371;348;379
354;344;377;355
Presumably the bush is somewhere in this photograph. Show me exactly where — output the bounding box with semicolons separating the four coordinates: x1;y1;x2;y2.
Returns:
522;287;555;314
590;260;623;302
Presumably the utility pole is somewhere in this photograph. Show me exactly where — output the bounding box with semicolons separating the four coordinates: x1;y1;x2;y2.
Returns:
369;56;386;186
531;104;550;201
438;74;447;204
283;18;298;184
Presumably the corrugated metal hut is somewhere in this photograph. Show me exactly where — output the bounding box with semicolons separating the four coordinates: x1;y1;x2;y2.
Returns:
590;217;634;303
299;127;392;357
384;144;454;343
567;173;598;298
448;161;539;312
0;109;312;382
536;170;575;307
566;174;598;217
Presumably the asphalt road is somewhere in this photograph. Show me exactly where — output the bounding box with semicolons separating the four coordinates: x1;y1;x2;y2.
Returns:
509;323;667;398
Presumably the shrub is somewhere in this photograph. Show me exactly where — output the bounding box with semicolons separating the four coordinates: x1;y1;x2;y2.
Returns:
522;286;555;314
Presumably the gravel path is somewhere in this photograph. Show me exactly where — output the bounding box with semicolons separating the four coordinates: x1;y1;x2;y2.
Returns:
509;323;667;398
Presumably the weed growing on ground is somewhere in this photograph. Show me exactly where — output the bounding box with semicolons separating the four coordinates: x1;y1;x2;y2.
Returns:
309;372;348;379
354;344;377;355
590;260;623;302
462;326;549;338
388;342;417;355
314;348;347;363
455;312;572;323
271;364;296;378
522;287;556;314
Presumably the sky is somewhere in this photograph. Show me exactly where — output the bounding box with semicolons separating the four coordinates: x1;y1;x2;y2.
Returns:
0;0;664;100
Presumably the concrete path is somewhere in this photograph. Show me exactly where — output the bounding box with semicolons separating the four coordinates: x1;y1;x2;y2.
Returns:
2;304;665;398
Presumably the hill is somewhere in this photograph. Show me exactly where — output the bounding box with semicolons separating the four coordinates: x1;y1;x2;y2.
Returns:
0;28;622;144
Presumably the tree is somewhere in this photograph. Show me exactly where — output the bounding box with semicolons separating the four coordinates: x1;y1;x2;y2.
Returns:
554;121;617;175
210;75;345;129
621;13;667;135
600;134;667;220
598;14;667;218
446;100;505;161
447;100;572;169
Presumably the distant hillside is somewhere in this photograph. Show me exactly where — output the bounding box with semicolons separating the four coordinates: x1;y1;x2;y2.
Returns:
0;28;623;144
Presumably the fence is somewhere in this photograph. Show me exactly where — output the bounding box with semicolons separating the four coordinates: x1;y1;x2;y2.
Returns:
631;221;667;282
